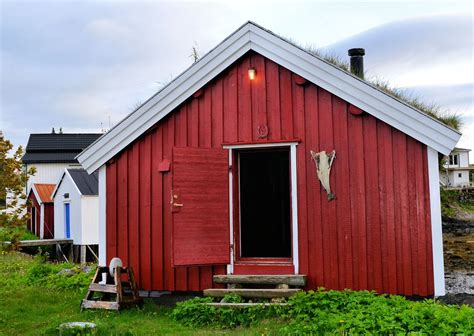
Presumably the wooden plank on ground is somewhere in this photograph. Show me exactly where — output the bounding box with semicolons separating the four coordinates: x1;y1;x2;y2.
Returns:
81;300;119;310
203;288;300;299
213;275;306;287
88;284;117;294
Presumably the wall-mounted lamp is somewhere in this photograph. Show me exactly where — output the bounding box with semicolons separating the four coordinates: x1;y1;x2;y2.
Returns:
248;67;256;80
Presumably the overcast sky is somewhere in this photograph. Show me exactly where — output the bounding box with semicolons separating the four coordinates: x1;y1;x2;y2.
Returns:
1;0;473;160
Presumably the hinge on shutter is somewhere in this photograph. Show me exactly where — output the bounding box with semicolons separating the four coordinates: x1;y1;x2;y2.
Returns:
229;165;232;172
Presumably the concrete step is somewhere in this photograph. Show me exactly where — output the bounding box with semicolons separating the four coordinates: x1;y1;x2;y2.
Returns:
213;274;307;287
203;288;301;299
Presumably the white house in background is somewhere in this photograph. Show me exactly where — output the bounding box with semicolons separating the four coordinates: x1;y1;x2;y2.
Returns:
440;147;474;188
22;132;102;194
52;168;99;263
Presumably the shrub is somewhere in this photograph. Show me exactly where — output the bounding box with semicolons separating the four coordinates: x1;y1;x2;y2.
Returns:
171;289;474;334
25;254;95;291
283;289;474;335
171;295;285;328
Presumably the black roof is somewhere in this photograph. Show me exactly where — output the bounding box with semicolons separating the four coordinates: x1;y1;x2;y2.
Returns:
67;169;98;196
22;133;102;163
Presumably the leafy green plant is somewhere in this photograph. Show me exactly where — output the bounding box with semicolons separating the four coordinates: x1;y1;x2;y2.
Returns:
282;289;474;335
171;289;474;334
171;295;285;329
25;254;95;291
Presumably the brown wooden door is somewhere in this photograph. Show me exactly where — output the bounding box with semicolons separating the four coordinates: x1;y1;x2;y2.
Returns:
172;147;230;266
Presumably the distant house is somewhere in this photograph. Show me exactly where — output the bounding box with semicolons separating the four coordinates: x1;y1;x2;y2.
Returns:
21;132;101;237
22;132;102;195
52;168;99;262
440;147;473;188
27;183;55;239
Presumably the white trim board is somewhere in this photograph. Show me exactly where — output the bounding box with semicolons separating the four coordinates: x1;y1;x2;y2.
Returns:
225;142;299;274
427;147;445;296
98;165;107;266
77;21;460;173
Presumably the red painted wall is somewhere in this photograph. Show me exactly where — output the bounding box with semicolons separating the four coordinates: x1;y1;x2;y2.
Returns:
27;192;54;239
106;52;434;296
43;204;54;239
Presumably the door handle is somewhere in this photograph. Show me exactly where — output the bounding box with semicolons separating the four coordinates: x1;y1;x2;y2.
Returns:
173;203;184;207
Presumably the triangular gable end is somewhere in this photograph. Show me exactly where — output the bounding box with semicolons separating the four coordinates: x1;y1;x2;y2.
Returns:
77;21;460;173
51;169;84;199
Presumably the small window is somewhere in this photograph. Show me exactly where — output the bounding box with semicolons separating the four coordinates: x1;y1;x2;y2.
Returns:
449;154;459;165
458;173;462;178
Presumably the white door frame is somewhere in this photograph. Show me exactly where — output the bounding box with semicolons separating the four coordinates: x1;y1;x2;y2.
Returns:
223;142;299;274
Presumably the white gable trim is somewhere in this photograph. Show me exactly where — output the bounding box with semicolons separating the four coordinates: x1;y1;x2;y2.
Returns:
77;22;460;173
51;170;67;199
30;185;44;206
51;169;83;199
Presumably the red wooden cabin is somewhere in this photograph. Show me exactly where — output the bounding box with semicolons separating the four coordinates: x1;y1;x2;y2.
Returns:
27;183;55;239
78;22;460;297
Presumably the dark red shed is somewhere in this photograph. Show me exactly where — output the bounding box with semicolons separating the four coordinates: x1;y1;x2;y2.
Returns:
27;183;55;239
78;22;460;297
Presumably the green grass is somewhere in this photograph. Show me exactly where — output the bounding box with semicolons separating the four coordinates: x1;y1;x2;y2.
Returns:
440;188;474;218
1;252;472;335
0;252;280;335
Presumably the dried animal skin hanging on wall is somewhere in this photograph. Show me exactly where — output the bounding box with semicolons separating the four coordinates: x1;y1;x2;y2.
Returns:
310;150;336;201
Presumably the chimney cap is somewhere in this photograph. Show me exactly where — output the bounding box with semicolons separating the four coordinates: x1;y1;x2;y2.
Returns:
348;48;365;57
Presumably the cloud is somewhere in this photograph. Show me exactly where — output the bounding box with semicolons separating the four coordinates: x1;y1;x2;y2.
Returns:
1;2;472;159
324;13;473;86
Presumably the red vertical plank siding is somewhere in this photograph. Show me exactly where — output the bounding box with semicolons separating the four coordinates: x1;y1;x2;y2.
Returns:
211;78;224;147
377;122;397;294
238;58;252;142
163;117;175;291
319;89;338;289
139;136;152;289
251;54;267;141
348;109;367;290
304;85;324;288
392;131;405;293
265;60;281;140
128;143;140;282
223;68;238;143
105;52;435;296
201;87;212;148
415;143;428;296
279;67;293;140
407;137;420;295
151;130;164;289
188;99;199;147
117;152;129;266
332;97;352;290
363;116;383;293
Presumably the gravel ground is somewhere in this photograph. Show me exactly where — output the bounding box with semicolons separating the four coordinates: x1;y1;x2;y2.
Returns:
442;217;473;304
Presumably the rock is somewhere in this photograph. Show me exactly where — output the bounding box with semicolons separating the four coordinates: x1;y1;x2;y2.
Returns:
80;265;93;273
57;269;74;276
438;293;474;307
58;322;96;336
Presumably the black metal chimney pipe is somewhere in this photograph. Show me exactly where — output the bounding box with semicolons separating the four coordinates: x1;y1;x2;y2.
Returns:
348;48;365;79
